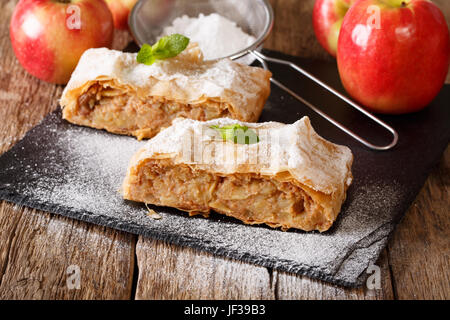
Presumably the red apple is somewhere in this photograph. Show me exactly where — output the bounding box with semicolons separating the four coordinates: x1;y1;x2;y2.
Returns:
313;0;354;57
10;0;114;84
105;0;137;30
337;0;450;114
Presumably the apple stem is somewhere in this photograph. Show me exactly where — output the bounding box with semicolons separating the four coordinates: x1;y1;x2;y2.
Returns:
401;1;406;7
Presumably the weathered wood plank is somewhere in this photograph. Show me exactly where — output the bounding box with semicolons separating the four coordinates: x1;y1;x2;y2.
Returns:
0;203;136;299
0;1;136;300
135;237;275;300
387;146;450;300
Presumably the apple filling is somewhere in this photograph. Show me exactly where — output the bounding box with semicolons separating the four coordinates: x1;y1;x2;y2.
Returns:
123;159;330;231
63;83;231;140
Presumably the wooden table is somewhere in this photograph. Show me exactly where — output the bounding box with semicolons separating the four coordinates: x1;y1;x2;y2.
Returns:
0;0;448;300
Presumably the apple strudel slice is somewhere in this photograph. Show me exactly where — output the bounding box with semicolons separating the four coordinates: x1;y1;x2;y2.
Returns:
122;117;353;232
60;45;271;140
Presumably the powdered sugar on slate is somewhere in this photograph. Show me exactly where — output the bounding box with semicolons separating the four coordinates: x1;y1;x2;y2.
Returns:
0;110;402;286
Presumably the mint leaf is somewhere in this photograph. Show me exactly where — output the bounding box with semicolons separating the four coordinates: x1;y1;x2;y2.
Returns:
210;124;260;145
152;34;189;59
136;44;156;65
136;34;190;65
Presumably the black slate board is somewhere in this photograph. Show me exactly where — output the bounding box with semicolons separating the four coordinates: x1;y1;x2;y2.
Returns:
0;49;448;287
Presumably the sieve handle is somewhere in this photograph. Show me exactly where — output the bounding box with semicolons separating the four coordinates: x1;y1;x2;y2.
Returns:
249;50;399;151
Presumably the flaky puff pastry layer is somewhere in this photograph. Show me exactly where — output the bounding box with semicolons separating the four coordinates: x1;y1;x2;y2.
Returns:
122;117;353;232
60;45;271;139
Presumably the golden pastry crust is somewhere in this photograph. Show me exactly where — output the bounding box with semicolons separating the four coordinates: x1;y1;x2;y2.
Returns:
122;117;354;232
60;45;271;139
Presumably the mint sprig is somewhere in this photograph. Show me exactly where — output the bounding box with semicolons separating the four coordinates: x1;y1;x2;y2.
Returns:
137;34;190;65
210;124;260;145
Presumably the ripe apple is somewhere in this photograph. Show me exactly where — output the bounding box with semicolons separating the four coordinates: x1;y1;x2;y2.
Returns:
105;0;138;30
313;0;354;57
10;0;114;84
337;0;450;114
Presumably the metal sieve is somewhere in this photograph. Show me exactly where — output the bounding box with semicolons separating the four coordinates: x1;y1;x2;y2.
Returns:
129;0;398;151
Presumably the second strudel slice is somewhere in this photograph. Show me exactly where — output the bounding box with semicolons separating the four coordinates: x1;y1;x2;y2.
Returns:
60;45;271;140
